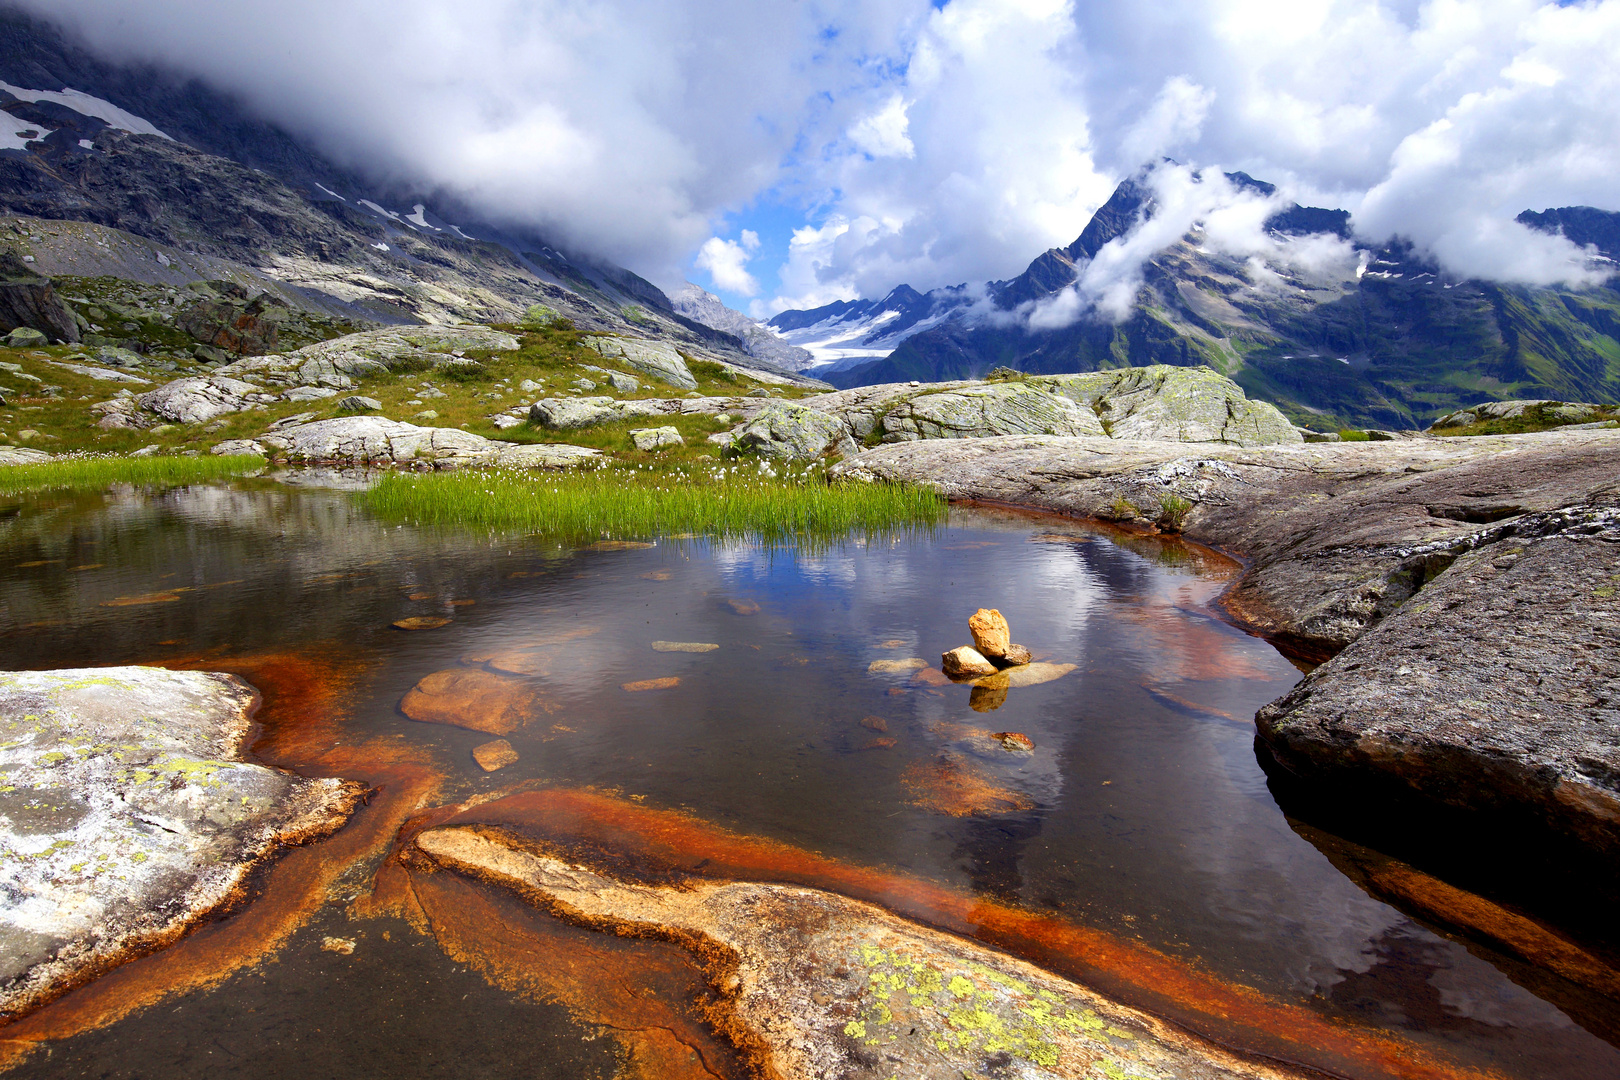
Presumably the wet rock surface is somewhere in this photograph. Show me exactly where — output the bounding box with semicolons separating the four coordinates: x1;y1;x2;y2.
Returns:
834;427;1620;862
413;825;1296;1080
0;667;360;1018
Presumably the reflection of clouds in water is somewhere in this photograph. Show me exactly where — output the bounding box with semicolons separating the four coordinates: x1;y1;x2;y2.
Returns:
1429;954;1574;1030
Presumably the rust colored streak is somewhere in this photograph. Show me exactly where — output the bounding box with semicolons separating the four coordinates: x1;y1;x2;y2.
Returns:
0;648;445;1069
406;869;747;1080
438;788;1505;1080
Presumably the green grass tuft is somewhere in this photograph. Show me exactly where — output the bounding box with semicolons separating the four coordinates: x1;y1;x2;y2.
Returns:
360;461;945;547
0;454;267;495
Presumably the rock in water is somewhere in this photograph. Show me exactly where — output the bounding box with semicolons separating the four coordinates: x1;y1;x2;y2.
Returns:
993;732;1036;752
399;669;543;735
967;608;1010;659
471;739;519;772
414;824;1284;1080
942;645;997;678
1000;643;1033;666
0;667;359;1017
392;616;451;630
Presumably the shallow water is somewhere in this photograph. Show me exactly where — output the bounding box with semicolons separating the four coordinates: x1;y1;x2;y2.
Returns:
1;481;1616;1078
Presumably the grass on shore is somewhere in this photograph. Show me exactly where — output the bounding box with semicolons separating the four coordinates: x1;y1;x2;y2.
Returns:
361;461;946;547
0;454;266;495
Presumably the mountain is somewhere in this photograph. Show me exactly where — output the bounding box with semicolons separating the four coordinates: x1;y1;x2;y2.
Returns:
772;169;1620;428
668;283;814;370
0;5;820;383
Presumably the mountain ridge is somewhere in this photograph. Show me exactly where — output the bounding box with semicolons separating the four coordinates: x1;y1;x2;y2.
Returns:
769;168;1620;428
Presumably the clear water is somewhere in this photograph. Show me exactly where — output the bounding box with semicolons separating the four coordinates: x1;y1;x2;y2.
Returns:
0;480;1615;1079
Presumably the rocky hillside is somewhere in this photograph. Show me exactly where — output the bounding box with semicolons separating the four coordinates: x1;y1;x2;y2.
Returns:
0;5;822;388
776;172;1620;431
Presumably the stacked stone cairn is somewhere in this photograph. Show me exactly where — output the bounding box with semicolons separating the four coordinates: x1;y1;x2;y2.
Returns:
941;608;1032;678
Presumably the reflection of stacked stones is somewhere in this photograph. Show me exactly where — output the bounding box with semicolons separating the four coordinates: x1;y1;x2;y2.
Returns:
941;608;1031;677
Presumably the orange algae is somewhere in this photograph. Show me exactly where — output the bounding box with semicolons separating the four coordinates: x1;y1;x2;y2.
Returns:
404;868;749;1080
0;647;443;1070
423;787;1508;1080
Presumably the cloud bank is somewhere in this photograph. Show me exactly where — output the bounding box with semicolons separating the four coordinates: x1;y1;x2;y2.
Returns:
20;0;1620;310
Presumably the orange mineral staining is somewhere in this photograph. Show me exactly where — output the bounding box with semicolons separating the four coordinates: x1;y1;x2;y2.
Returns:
901;755;1036;817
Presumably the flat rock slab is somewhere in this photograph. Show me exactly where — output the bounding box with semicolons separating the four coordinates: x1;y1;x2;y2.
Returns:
833;428;1620;654
415;825;1297;1080
1257;520;1620;856
218;417;602;469
0;667;360;1017
219;325;520;390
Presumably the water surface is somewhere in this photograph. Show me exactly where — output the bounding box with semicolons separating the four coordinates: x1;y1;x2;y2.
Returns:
0;481;1614;1078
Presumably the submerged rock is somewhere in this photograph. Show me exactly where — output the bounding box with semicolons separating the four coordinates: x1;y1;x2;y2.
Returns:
471;739;519;773
869;657;928;674
413;825;1285;1080
399;668;544;736
0;667;359;1017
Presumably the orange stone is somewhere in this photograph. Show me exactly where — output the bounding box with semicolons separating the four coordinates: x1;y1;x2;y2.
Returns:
393;616;451;631
472;739;520;772
622;677;680;692
967;608;1010;659
399;668;542;735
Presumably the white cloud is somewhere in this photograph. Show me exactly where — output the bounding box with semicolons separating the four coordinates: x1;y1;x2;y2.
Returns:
694;230;762;295
19;0;1620;302
848;94;916;159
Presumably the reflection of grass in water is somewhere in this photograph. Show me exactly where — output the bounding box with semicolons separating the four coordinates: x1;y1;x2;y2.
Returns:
0;454;266;494
362;461;946;547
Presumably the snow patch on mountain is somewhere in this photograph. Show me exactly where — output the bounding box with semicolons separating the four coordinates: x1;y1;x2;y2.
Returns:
0;81;170;140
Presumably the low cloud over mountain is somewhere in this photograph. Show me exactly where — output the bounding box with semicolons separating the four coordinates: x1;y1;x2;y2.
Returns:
19;0;1620;307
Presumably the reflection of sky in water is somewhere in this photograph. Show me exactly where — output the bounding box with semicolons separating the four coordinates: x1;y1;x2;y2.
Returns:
0;489;1611;1077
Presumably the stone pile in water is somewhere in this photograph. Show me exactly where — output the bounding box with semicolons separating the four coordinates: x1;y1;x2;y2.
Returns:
941;608;1033;677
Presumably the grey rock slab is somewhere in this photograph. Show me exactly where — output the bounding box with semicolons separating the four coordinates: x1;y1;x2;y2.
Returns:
629;426;683;451
46;361;151;385
830;428;1620;654
488;414;523;430
1256;518;1620;857
281;385;340;401
136;375;273;424
881;383;1106;441
0;447;50;465
0;667;360;1016
219;325;519;389
1033;366;1301;445
527;395;760;430
582;335;697;390
4;327;48;348
734;401;860;460
336;395;382;412
255;417;601;469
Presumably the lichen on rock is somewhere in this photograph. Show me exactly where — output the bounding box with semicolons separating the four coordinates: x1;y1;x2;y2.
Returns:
0;667;360;1018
